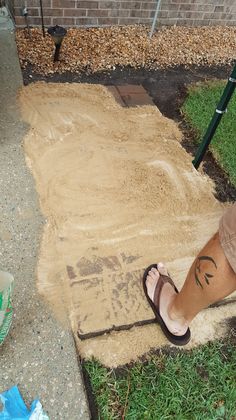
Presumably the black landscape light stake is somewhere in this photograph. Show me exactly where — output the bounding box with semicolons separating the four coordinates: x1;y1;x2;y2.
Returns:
39;0;45;37
48;25;67;62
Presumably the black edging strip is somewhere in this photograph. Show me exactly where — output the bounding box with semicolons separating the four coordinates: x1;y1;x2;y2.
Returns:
72;333;96;420
81;362;99;420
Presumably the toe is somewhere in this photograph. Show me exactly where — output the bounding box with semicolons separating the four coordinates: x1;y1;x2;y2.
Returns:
146;273;158;302
146;274;154;286
149;268;160;280
157;262;168;276
151;267;160;276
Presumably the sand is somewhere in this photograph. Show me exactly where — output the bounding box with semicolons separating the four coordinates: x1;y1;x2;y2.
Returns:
19;82;236;367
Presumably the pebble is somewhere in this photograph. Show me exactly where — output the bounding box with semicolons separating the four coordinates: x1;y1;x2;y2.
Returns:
16;25;236;75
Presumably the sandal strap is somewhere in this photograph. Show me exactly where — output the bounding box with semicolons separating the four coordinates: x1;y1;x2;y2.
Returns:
153;274;177;309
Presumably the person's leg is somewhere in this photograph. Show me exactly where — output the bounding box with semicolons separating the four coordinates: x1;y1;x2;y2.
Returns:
170;231;236;325
146;204;236;337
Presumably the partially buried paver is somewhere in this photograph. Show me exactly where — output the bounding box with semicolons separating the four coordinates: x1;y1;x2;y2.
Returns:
106;86;126;107
68;255;154;339
107;84;155;107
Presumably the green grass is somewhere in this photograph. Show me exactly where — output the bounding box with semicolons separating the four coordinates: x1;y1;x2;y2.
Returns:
181;80;236;186
84;340;236;419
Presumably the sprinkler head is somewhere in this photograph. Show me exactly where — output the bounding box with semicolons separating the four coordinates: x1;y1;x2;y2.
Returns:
48;25;67;46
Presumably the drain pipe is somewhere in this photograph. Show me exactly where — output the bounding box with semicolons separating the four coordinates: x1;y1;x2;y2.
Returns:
39;0;45;37
193;62;236;169
149;0;162;38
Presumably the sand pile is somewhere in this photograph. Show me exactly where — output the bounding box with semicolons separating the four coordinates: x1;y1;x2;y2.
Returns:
19;82;236;367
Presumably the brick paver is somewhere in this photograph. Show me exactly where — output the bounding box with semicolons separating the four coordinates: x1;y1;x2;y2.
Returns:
107;84;155;108
116;84;147;95
106;86;126;107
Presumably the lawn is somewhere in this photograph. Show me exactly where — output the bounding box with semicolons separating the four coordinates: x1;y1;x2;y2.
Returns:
84;339;236;419
181;79;236;186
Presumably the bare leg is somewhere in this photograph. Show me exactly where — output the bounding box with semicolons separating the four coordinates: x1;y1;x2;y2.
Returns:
146;232;236;336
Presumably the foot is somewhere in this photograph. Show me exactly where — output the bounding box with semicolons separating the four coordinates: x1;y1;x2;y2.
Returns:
146;263;189;336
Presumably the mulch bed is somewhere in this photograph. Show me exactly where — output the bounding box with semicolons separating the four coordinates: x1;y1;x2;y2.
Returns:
16;25;236;75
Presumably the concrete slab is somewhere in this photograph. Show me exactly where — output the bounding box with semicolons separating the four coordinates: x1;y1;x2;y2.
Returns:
0;30;89;419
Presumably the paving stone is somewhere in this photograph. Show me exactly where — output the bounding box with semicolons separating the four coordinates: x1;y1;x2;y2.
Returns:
66;253;154;338
106;85;126;107
121;92;155;107
108;84;155;108
116;84;147;95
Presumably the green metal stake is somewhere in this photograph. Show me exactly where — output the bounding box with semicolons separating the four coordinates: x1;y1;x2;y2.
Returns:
193;62;236;169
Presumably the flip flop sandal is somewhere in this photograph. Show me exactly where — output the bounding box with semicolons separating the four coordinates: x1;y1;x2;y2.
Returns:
143;264;191;346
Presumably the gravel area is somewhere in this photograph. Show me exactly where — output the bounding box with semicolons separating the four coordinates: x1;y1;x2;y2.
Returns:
16;25;236;76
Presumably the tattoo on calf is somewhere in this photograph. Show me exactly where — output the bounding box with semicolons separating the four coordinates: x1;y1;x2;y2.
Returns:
194;256;217;289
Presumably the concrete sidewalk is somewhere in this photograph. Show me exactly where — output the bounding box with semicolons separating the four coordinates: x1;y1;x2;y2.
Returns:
0;28;90;419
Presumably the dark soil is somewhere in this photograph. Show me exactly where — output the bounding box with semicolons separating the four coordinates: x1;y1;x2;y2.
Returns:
23;64;236;203
23;64;230;120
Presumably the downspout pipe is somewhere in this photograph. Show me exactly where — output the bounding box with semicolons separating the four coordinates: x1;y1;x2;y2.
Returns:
193;62;236;169
149;0;162;39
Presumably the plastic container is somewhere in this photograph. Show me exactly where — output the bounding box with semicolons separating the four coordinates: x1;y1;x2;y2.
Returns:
0;271;14;346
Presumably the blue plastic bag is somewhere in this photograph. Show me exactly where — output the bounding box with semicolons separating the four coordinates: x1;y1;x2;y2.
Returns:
0;386;49;420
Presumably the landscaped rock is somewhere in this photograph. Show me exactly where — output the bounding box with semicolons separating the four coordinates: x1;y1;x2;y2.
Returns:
16;25;236;76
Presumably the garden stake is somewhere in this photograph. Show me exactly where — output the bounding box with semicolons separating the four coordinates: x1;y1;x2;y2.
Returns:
193;62;236;169
39;0;45;37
